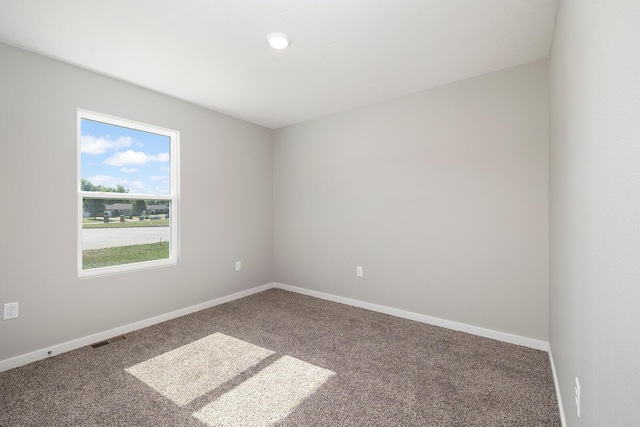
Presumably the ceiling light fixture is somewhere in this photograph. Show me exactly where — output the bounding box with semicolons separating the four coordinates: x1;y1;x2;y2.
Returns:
267;32;290;49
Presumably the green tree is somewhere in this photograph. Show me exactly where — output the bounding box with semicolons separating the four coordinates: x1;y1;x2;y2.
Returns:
81;178;96;191
81;179;129;216
81;178;129;194
133;200;147;216
84;199;106;217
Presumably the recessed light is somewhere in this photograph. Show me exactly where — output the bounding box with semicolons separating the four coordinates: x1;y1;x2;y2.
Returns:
267;32;290;49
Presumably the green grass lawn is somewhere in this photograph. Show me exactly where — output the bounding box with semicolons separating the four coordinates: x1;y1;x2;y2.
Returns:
83;242;169;269
83;218;169;228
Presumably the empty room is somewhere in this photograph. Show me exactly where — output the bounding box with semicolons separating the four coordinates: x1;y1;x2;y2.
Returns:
0;1;638;426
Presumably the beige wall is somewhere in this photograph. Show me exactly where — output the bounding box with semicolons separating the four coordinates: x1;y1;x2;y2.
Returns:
549;0;640;425
274;60;549;340
1;43;552;367
0;42;273;362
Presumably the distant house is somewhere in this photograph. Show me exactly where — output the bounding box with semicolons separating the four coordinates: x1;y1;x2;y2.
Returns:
146;204;170;215
104;203;133;217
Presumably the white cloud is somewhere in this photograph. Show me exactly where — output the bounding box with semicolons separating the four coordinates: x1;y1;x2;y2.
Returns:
121;167;138;173
150;153;170;162
149;175;168;181
104;150;170;166
125;181;147;195
104;150;149;166
154;186;170;196
160;166;170;172
86;175;130;187
81;134;131;155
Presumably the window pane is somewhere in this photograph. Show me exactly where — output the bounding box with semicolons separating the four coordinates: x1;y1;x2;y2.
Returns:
82;198;171;270
78;111;178;277
80;118;171;196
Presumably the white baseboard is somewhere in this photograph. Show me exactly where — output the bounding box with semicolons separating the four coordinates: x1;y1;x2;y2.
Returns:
0;283;273;372
273;282;549;351
1;281;550;373
547;344;567;426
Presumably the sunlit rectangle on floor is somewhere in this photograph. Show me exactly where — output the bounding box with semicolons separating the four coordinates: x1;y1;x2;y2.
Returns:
192;355;335;427
125;332;274;405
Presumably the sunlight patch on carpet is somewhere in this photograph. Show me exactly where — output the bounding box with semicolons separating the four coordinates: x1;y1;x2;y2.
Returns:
193;355;335;427
125;332;274;405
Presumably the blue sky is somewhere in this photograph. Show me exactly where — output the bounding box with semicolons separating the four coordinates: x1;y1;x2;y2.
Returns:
81;119;170;195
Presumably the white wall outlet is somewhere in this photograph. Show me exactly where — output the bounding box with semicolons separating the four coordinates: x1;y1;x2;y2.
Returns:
235;261;242;271
3;302;19;320
356;266;363;277
574;377;581;418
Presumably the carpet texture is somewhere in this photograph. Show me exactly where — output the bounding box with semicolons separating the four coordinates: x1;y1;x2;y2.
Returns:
0;289;560;426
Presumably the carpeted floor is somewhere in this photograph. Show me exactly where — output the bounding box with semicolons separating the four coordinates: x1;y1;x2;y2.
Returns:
0;289;560;426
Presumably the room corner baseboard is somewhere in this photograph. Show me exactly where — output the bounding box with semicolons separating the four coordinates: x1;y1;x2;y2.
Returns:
0;282;274;373
273;282;549;351
547;344;567;427
2;282;551;373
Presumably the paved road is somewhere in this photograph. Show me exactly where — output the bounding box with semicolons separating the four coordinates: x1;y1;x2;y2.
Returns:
83;227;170;250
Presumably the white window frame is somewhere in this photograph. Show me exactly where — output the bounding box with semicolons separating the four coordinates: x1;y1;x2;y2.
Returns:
77;109;179;278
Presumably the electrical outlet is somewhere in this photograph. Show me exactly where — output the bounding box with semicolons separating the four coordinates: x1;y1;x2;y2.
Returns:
235;261;242;271
574;377;581;418
356;266;363;277
3;302;19;320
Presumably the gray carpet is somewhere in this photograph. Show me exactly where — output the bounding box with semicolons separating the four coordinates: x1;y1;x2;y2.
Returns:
0;289;560;426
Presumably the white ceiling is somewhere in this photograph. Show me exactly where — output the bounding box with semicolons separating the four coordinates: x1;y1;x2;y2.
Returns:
0;0;557;129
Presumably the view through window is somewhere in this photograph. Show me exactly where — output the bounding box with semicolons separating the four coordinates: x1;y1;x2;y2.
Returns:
78;110;178;277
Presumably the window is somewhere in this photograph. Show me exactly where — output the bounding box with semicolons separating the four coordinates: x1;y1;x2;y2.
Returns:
78;110;179;277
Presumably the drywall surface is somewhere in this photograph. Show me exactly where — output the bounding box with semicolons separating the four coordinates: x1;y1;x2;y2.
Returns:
0;43;273;362
549;0;640;425
274;60;549;340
